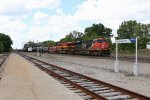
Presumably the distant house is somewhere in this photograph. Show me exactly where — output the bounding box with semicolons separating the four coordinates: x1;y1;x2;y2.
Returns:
147;42;150;49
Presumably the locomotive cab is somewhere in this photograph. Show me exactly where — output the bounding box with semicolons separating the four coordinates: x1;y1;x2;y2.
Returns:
91;38;109;50
90;38;110;56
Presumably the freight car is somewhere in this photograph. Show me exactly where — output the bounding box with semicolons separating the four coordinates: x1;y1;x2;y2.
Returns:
42;47;49;52
48;46;57;53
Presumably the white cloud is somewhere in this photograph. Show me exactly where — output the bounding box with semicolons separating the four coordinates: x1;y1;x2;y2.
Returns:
0;0;150;49
0;0;60;15
30;13;81;43
0;16;27;33
20;15;28;19
73;0;150;36
33;11;48;20
17;0;150;48
56;8;63;15
26;26;50;41
47;14;83;40
33;11;49;25
0;15;27;48
26;0;60;10
0;0;60;48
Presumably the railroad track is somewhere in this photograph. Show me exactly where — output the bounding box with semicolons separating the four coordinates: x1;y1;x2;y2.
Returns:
0;54;8;67
18;52;150;100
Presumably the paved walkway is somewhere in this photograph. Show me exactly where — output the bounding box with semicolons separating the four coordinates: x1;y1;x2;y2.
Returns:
0;53;83;100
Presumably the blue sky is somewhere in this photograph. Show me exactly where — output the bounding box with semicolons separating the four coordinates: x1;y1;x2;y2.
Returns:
0;0;150;49
60;0;83;14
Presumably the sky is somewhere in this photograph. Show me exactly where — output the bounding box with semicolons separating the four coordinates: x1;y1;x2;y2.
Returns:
0;0;150;49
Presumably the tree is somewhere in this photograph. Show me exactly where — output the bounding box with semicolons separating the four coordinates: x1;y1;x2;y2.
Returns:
60;31;84;42
60;36;73;42
0;33;13;52
0;42;4;53
24;41;36;49
71;31;84;41
43;40;56;47
117;20;150;51
137;24;150;49
83;23;112;40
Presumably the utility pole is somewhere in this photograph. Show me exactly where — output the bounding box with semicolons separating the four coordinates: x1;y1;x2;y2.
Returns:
22;42;25;52
37;40;40;56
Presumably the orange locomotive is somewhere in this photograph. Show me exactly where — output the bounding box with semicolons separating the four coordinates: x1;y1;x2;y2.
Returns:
48;37;110;56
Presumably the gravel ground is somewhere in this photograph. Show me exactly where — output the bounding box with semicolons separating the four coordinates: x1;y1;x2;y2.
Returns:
0;54;6;79
25;52;150;97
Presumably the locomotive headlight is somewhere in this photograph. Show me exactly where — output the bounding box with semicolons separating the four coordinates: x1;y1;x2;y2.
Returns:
102;45;105;49
102;44;105;47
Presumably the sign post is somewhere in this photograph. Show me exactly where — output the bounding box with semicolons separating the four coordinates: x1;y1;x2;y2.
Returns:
114;40;119;72
134;37;139;76
115;38;139;76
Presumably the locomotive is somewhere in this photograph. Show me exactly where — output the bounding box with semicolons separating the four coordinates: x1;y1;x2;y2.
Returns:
48;38;110;56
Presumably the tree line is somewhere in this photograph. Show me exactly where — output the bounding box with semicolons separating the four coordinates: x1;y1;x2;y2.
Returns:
60;23;112;42
117;20;150;52
25;20;150;52
0;33;13;53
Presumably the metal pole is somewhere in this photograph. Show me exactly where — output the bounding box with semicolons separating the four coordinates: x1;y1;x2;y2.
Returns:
22;42;23;51
135;37;138;64
134;37;139;76
37;40;39;56
115;39;119;72
116;40;118;61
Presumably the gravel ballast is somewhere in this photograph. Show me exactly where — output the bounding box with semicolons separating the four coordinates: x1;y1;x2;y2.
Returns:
26;52;150;97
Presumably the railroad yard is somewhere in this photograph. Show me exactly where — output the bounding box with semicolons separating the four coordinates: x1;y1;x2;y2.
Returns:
0;52;150;100
0;0;150;100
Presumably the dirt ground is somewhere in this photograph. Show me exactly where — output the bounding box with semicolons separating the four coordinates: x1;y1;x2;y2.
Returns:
26;52;150;97
0;53;83;100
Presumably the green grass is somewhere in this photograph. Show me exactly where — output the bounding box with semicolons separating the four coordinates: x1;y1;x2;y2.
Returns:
111;49;150;57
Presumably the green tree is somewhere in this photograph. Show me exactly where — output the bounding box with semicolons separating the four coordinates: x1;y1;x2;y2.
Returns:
83;23;112;40
71;31;84;41
0;42;4;53
60;36;73;42
137;24;150;49
24;41;36;49
43;40;56;47
0;33;13;52
60;31;83;42
117;20;150;51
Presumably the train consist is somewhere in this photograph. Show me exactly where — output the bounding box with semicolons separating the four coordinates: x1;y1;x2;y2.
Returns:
24;38;110;56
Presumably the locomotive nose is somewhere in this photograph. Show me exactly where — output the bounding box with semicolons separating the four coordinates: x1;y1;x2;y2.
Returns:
102;42;109;49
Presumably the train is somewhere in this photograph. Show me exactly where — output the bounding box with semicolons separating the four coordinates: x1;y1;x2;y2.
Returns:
23;37;110;56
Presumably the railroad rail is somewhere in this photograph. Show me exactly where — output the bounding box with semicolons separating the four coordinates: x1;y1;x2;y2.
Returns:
0;54;8;67
18;52;150;100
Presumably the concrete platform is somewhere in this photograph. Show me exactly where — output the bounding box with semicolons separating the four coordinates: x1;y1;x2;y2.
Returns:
0;53;83;100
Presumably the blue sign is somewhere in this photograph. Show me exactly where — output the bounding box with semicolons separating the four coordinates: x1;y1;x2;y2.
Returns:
130;38;136;43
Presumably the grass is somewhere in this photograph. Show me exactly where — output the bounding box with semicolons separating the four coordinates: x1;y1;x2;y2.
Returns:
111;49;150;57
